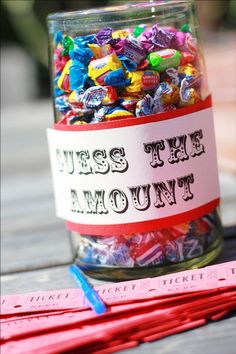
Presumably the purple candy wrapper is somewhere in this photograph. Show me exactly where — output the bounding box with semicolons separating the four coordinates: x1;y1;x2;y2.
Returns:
94;27;114;46
123;37;147;64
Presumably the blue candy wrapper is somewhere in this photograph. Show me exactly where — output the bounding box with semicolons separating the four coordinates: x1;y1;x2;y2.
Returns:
104;68;130;87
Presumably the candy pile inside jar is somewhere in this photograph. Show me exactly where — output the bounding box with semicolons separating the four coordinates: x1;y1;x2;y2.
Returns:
53;23;203;124
52;23;219;268
77;214;218;267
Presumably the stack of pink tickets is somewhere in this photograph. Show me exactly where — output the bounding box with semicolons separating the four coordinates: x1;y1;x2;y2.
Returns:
1;261;236;354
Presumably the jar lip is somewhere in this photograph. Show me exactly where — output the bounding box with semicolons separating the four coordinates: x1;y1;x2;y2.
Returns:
47;0;187;22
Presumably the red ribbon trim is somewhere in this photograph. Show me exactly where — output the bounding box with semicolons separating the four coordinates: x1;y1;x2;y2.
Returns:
65;197;220;236
54;95;212;132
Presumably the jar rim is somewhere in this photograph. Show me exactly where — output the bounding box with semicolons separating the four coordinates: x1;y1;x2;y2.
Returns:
47;0;188;22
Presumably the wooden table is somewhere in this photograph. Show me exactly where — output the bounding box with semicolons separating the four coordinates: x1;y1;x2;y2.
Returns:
1;32;236;353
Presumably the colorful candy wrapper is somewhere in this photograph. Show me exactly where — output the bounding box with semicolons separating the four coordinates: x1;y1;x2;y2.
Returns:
183;235;204;259
54;87;65;97
165;67;180;86
57;60;72;92
73;121;88;125
122;37;147;64
137;59;149;69
102;86;118;105
179;78;201;106
111;243;135;267
54;48;69;74
150;25;176;49
61;35;74;56
139;25;175;52
118;55;138;72
74;34;96;48
180;23;192;33
94;27;114;46
81;86;107;108
160;82;180;105
125;70;160;93
93;106;110;122
125;71;143;93
88;43;110;58
131;233;164;266
69;47;93;66
112;29;131;39
148;49;181;72
165;236;186;263
69;60;88;91
68;90;84;109
142;70;160;91
88;53;122;85
151;81;174;113
62;109;94;125
104;106;134;120
174;32;197;55
178;63;199;80
82;86;118;108
136;94;154;116
133;24;146;38
54;31;63;45
55;95;70;113
120;97;139;113
180;51;195;65
104;68;130;87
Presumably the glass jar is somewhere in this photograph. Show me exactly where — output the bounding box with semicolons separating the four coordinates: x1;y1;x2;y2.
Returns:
47;0;223;280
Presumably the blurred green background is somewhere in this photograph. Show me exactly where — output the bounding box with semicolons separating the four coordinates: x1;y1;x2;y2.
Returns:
1;0;236;102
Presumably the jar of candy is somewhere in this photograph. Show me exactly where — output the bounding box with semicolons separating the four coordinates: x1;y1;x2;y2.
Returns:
47;0;223;280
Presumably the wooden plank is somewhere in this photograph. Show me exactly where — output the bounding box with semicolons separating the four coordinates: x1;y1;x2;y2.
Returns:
1;265;107;296
1;225;73;274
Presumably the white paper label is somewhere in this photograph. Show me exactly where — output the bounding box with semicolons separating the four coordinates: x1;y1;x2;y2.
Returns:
47;105;220;235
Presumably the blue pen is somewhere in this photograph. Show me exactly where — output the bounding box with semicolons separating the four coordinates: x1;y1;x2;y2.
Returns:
69;264;107;315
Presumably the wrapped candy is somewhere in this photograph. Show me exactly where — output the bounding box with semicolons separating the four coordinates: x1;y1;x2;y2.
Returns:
174;32;197;55
130;233;164;266
104;68;130;87
88;53;122;85
69;47;93;66
147;49;181;72
122;37;147;64
178;63;200;80
179;78;201;106
136;94;154;116
57;60;72;92
88;43;110;58
104;106;134;120
61;35;74;56
160;82;180;105
125;70;160;93
81;86;107;108
54;48;70;74
142;70;160;91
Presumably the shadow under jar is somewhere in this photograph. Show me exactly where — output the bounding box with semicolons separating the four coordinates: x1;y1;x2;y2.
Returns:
47;0;223;280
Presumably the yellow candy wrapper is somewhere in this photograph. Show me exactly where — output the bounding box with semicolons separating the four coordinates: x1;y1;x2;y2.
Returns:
161;83;180;105
88;53;122;85
178;63;199;79
88;43;110;59
125;71;144;93
57;59;72;92
112;29;131;39
104;106;134;120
